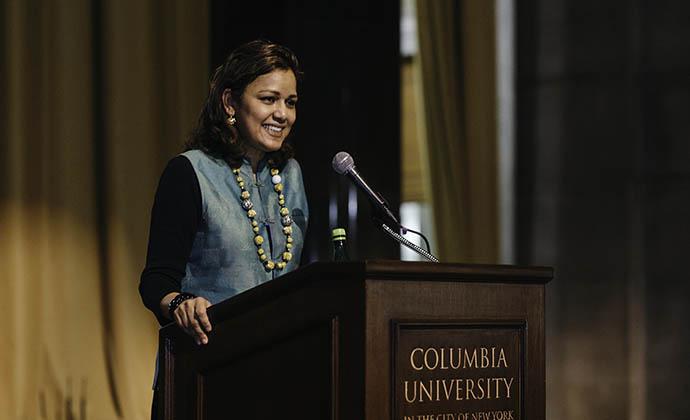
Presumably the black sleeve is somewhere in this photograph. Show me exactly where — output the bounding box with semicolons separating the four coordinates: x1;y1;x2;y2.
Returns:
139;155;202;325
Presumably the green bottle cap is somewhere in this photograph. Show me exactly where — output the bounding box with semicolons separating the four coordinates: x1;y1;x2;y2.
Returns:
331;228;347;241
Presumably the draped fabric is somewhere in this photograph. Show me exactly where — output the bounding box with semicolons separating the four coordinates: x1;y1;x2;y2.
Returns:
416;0;499;263
0;1;209;419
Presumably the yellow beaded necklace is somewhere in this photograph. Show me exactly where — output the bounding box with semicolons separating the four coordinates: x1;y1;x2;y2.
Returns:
232;166;293;271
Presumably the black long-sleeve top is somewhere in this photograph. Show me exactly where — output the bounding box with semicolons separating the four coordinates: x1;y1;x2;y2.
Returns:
139;156;201;325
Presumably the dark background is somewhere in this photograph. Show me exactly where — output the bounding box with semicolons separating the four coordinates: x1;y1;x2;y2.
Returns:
517;0;690;417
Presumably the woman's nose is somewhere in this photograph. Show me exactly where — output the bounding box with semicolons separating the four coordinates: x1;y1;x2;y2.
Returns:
273;107;287;122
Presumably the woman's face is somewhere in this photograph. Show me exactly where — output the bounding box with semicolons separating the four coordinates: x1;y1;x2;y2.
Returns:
226;69;298;155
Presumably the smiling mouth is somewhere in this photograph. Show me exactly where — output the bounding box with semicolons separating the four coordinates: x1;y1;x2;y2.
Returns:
262;124;285;137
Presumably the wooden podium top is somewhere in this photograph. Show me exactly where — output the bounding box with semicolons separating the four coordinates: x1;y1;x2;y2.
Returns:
271;259;552;282
336;260;553;282
161;260;552;334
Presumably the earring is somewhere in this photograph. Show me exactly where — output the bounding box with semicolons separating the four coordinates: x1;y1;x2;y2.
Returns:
228;114;236;126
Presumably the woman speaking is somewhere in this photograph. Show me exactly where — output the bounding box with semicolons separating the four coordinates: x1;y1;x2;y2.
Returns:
138;40;308;414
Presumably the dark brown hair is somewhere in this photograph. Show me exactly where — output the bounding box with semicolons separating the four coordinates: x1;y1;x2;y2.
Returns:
185;40;302;167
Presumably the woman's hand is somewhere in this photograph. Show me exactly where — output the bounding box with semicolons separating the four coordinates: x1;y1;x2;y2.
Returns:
161;293;213;345
172;296;213;345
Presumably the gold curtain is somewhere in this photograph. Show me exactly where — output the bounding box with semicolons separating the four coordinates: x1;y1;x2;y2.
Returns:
0;1;208;419
416;0;499;263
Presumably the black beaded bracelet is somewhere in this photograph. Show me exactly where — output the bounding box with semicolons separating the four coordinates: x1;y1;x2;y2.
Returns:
168;292;196;319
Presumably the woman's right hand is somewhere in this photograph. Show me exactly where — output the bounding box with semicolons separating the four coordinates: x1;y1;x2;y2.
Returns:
161;293;213;345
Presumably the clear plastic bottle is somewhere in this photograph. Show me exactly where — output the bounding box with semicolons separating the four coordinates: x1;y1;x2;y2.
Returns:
331;228;350;261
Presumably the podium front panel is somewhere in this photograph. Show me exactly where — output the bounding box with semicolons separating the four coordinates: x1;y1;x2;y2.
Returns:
364;275;546;420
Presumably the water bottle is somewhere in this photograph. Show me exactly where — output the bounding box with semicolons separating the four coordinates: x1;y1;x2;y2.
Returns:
331;228;350;261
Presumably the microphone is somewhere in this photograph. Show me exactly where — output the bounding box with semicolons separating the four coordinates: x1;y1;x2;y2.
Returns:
332;151;400;228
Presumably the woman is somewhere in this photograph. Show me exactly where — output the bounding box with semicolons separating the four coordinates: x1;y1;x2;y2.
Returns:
139;40;308;347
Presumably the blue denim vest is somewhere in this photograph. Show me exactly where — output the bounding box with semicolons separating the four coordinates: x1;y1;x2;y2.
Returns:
180;150;308;304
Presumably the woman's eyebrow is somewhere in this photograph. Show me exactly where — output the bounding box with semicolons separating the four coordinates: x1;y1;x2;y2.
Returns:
257;90;298;97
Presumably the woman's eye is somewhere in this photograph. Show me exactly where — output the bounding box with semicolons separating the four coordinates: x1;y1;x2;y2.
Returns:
286;99;297;108
261;97;276;103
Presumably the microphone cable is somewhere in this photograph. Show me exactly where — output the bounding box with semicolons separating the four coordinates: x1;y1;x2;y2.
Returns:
380;223;439;263
400;225;432;255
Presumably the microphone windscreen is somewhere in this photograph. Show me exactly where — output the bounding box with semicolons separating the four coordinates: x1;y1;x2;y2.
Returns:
332;152;355;174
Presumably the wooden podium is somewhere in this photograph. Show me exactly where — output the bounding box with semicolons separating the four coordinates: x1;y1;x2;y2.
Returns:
157;260;552;420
